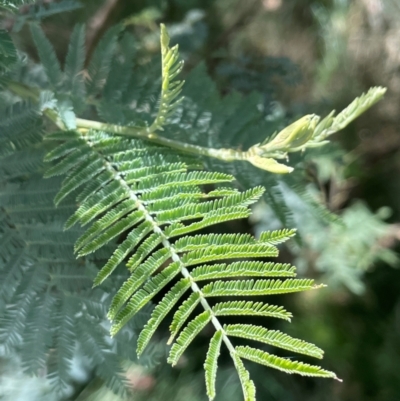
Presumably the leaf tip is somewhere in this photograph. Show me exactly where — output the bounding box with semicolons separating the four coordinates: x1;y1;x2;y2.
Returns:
160;23;170;50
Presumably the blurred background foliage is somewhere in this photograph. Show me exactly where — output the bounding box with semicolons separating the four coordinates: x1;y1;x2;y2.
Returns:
1;0;400;400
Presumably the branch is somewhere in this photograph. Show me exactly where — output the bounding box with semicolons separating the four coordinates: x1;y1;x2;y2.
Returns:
5;80;387;175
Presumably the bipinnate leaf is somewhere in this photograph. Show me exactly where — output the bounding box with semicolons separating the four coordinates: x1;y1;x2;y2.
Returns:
40;23;341;401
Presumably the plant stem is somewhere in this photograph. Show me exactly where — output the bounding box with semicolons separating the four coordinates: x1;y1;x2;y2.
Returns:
75;117;248;163
6;80;250;164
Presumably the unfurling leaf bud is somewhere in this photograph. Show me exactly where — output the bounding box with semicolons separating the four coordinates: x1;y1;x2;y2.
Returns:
261;114;320;152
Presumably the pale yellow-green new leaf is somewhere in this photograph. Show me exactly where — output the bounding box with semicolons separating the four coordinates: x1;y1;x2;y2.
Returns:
260;114;320;152
247;155;293;174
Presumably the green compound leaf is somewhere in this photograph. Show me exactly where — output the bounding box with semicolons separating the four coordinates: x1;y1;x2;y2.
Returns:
40;24;339;401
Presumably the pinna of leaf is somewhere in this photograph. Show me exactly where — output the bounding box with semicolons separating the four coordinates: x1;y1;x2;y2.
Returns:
39;23;359;401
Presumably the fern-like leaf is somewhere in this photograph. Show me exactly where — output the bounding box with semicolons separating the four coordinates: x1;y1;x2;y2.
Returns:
259;228;296;245
45;128;332;401
168;311;212;366
212;301;292;321
65;24;85;87
224;324;323;358
232;353;256;401
137;278;191;356
204;330;223;401
313;86;387;141
191;261;296;281
236;346;338;379
30;23;62;89
202;278;322;297
64;24;86;111
149;24;184;132
168;292;201;344
86;25;121;96
41;25;337;401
